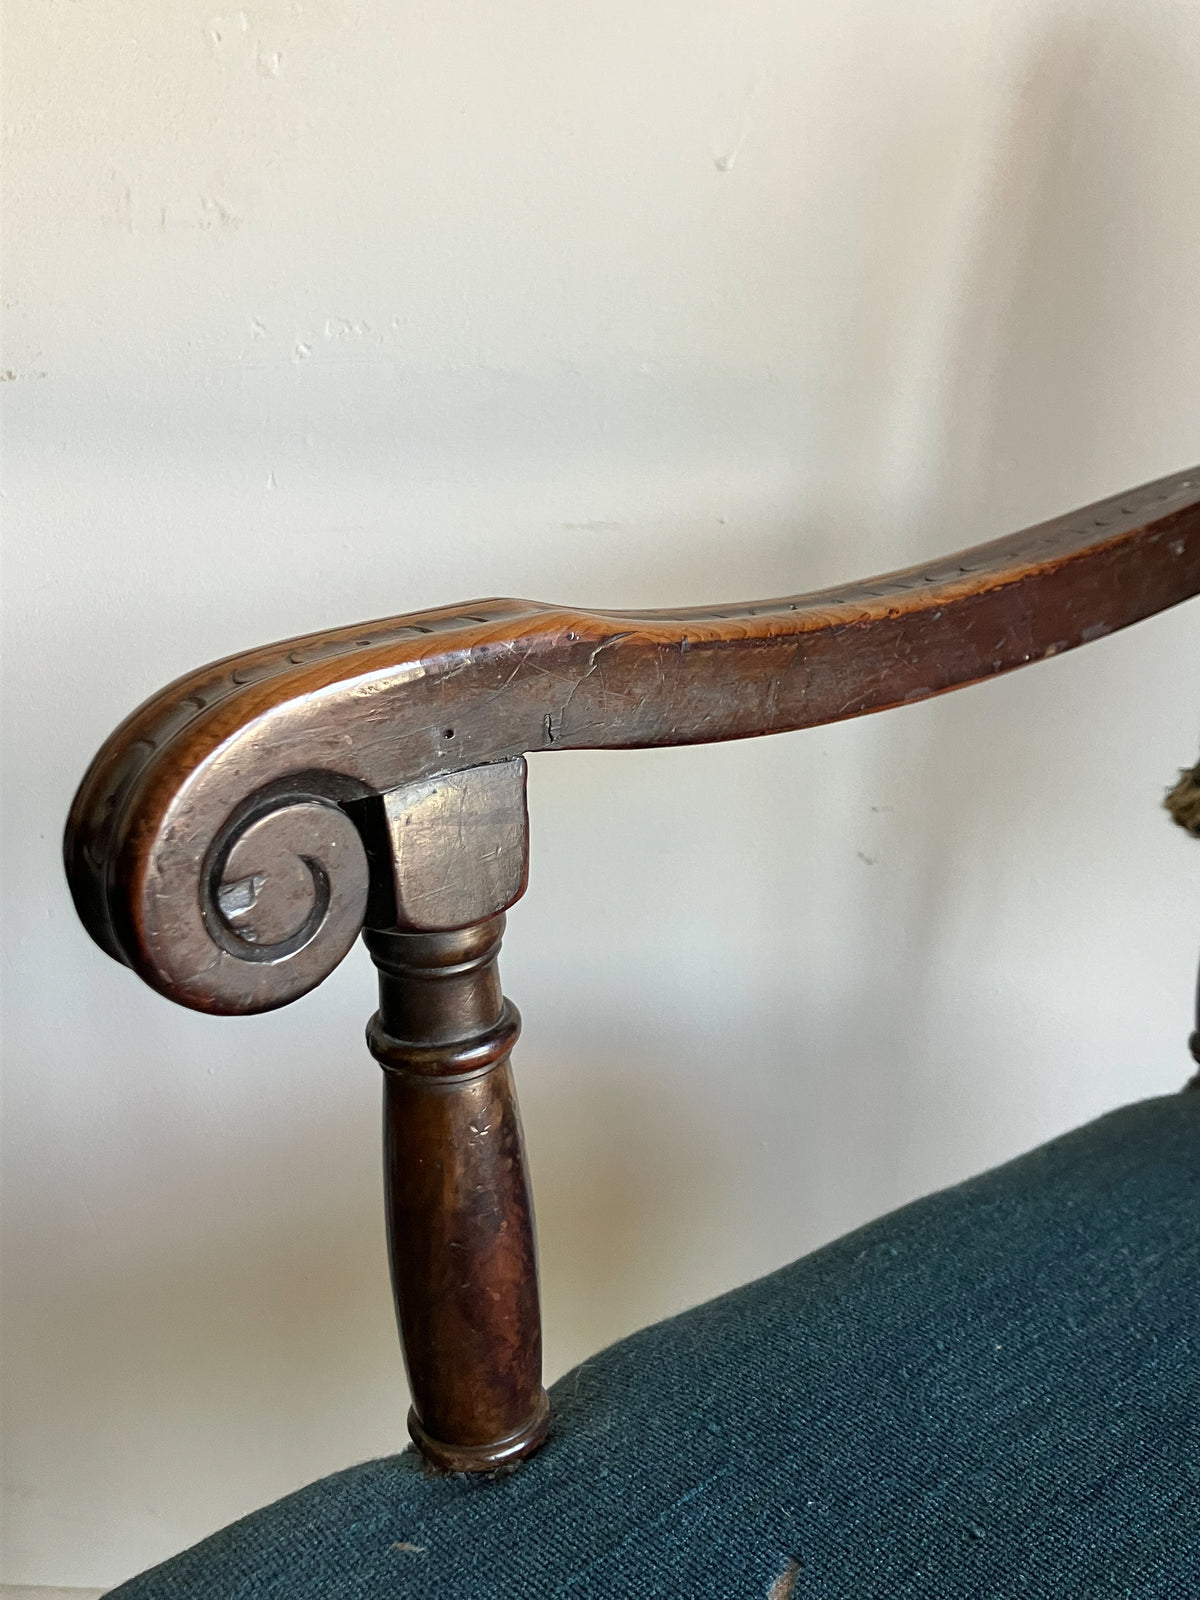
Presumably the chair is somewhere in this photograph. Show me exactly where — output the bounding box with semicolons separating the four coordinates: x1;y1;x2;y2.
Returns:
65;467;1200;1597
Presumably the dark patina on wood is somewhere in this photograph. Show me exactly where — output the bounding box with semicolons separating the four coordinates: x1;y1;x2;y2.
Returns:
62;464;1200;1469
367;917;548;1471
66;466;1200;1016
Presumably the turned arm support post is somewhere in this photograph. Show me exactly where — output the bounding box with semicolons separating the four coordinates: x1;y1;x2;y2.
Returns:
355;756;547;1468
62;465;1200;1473
367;919;547;1469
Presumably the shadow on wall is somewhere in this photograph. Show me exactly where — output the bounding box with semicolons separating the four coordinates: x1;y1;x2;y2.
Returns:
521;1049;744;1378
827;2;1200;1169
935;5;1200;527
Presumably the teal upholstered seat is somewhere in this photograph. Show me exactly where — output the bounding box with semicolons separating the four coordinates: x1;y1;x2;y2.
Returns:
108;1093;1200;1599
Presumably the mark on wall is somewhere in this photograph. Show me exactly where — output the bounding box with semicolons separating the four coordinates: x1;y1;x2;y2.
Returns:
102;170;134;233
207;10;249;50
711;72;764;173
207;10;284;78
157;195;245;234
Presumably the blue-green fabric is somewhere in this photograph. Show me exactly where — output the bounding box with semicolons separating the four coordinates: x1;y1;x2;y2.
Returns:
109;1094;1200;1599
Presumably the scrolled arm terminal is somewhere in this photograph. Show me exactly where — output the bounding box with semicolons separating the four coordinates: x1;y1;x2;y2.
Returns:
66;466;1200;1016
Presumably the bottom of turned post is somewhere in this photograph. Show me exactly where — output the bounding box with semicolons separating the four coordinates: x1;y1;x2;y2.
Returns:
408;1388;550;1473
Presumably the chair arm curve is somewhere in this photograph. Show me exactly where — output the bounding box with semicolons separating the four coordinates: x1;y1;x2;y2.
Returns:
65;465;1200;1015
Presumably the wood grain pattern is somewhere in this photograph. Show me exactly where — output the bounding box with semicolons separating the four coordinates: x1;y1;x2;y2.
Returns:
367;916;548;1471
65;466;1200;1014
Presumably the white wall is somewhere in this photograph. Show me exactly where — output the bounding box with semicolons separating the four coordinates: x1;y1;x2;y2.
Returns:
3;0;1200;1586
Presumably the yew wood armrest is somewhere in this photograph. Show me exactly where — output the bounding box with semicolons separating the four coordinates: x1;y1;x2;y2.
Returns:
64;465;1200;1471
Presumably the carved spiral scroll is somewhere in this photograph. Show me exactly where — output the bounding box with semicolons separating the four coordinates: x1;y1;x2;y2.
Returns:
66;465;1200;1016
131;789;370;1015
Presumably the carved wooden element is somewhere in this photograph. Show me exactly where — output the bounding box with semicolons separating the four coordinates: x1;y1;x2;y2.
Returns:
65;467;1200;1016
366;917;548;1470
358;758;530;933
62;463;1200;1474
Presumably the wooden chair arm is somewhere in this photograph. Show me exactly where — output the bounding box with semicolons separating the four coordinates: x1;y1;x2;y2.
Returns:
66;465;1200;1017
63;463;1200;1472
